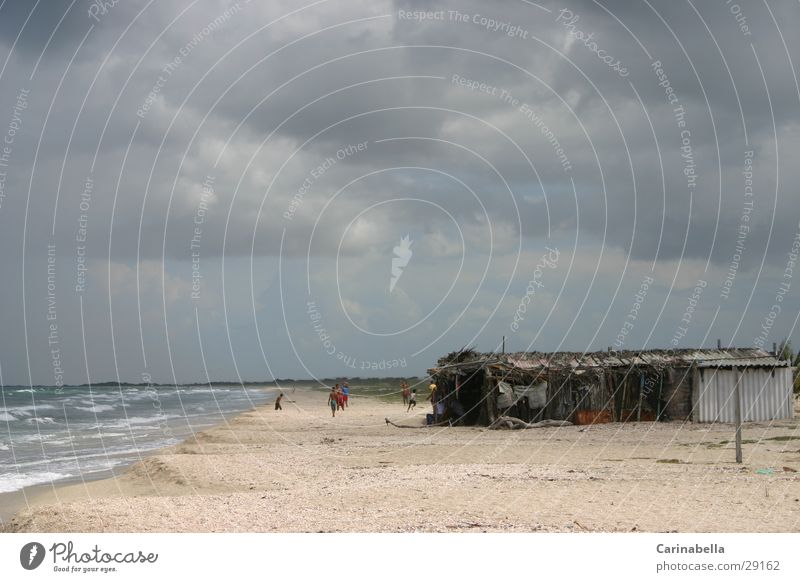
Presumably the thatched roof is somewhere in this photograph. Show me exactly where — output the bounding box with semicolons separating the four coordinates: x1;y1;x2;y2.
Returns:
430;348;788;375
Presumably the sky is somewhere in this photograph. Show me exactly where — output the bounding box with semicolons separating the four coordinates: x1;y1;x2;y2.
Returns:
0;0;798;385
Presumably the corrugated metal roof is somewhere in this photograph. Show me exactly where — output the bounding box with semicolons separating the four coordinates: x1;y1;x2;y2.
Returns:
694;358;786;368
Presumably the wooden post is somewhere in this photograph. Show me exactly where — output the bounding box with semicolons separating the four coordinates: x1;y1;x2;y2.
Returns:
485;374;496;426
733;365;742;464
620;377;627;422
656;373;663;420
637;374;644;422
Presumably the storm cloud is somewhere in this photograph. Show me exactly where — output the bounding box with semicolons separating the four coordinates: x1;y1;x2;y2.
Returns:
0;0;798;385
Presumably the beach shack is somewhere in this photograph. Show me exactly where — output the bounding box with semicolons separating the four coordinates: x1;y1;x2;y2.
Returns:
427;348;795;426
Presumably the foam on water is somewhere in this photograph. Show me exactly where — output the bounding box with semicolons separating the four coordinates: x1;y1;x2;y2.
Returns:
74;404;116;413
0;404;56;415
12;433;58;443
43;439;73;446
2;447;153;471
105;414;184;427
25;417;58;425
0;471;71;493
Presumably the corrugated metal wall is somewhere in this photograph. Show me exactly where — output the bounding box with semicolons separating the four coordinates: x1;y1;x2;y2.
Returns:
692;367;795;423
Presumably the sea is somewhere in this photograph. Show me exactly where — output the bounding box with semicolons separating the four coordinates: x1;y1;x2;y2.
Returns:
0;384;273;494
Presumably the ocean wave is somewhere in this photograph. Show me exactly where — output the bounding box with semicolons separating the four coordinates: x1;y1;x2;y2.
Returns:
74;404;116;413
5;448;135;471
0;404;56;416
0;443;9;451
101;414;183;429
12;433;57;443
78;397;118;406
0;471;71;493
71;432;134;444
0;412;18;422
44;438;74;446
119;392;153;401
185;387;231;394
24;417;58;425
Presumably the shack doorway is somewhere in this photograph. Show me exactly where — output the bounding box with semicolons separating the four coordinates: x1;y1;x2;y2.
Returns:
455;370;485;425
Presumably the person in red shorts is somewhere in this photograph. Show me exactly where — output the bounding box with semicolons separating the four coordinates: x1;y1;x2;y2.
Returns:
334;384;344;410
342;381;350;407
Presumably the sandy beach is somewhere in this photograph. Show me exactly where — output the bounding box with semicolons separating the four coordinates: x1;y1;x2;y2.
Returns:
2;388;800;533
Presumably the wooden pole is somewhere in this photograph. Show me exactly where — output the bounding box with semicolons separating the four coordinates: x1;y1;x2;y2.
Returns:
637;374;644;422
621;378;627;422
656;373;663;421
733;366;742;464
485;374;496;426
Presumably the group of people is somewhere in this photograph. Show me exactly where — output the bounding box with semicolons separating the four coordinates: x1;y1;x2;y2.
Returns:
327;382;350;417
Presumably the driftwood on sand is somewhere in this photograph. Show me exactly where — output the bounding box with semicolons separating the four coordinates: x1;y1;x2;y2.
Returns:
489;416;573;430
385;417;450;429
384;416;572;430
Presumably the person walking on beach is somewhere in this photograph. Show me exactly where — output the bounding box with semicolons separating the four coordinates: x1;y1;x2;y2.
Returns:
407;388;417;412
328;387;338;417
275;393;284;411
342;382;350;408
401;380;410;407
334;384;344;411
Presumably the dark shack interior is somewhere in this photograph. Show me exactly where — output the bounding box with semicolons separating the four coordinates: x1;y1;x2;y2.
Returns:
456;370;485;425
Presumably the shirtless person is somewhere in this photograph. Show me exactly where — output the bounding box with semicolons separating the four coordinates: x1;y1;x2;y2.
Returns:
328;387;338;417
407;388;417;412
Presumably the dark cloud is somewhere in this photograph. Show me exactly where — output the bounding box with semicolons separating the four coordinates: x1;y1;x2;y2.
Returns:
0;0;799;384
0;0;87;54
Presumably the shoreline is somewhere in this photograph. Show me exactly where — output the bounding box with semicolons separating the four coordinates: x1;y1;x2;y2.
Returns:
0;388;278;528
2;388;799;533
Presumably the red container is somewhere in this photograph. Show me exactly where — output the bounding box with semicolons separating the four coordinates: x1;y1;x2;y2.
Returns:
574;409;613;425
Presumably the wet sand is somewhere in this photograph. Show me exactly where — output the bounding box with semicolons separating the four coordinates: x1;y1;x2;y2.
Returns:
3;388;800;532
